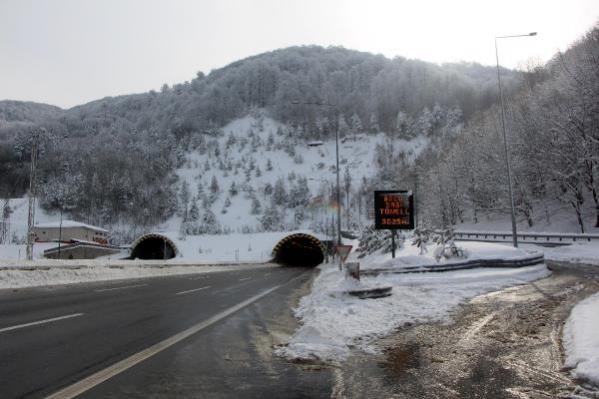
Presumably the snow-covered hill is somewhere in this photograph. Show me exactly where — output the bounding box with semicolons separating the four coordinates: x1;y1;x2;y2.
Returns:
158;113;428;236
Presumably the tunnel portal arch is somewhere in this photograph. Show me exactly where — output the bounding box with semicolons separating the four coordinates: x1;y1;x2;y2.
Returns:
272;233;326;267
130;233;178;260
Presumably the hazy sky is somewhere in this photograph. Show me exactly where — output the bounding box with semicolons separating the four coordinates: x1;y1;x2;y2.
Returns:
1;0;597;108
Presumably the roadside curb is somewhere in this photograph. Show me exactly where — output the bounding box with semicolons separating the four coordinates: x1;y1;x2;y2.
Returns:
361;253;545;275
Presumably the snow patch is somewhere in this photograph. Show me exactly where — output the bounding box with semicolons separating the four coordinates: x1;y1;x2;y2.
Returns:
278;242;550;362
563;292;599;386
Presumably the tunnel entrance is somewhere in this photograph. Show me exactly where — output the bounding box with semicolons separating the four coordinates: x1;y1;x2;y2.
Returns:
272;233;326;267
130;234;177;260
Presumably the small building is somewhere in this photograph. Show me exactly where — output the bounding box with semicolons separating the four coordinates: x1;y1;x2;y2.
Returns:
43;242;122;260
33;221;109;245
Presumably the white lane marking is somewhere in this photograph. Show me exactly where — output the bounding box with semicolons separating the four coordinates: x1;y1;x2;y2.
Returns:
0;313;84;333
175;286;211;296
239;277;252;282
94;284;148;293
45;284;287;399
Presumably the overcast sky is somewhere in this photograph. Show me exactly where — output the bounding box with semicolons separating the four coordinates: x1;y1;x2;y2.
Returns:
1;0;597;109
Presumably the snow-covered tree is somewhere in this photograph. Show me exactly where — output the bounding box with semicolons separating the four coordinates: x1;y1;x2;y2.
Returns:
179;181;191;220
272;178;287;206
229;181;238;197
261;203;282;231
251;197;262;215
210;175;219;194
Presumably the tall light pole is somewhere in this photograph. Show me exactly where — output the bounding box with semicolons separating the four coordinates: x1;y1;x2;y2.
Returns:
291;100;342;247
495;32;536;248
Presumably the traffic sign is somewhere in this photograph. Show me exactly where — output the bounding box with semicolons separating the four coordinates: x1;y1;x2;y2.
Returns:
335;245;353;262
374;190;414;230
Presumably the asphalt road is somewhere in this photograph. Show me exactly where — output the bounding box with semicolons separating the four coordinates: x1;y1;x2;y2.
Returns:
0;265;331;399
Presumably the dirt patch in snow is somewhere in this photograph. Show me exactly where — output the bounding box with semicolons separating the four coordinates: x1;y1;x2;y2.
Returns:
333;261;599;398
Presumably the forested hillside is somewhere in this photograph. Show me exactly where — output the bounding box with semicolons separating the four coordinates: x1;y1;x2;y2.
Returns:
0;45;513;230
416;25;599;232
2;25;597;239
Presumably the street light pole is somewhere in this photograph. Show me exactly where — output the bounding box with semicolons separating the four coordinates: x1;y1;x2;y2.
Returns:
494;32;536;248
334;118;342;247
291;100;342;247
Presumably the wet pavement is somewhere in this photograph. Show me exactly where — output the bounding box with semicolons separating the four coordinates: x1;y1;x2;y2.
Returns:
79;268;333;399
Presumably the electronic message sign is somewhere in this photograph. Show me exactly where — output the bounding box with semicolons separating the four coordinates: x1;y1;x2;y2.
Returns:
374;190;414;230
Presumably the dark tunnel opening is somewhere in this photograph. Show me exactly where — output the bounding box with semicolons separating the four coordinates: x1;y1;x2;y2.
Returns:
130;236;177;260
273;235;325;267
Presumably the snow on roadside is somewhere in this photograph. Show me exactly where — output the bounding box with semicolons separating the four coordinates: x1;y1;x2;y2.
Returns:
534;243;599;266
563;292;599;386
277;244;550;362
359;240;540;270
0;262;276;290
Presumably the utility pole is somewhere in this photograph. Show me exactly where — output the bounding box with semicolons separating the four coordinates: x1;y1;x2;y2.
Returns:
291;100;343;247
334;117;341;247
26;130;41;260
495;32;537;248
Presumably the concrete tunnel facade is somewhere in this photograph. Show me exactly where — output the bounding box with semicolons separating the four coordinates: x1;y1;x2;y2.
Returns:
271;233;327;267
129;231;326;267
130;233;178;260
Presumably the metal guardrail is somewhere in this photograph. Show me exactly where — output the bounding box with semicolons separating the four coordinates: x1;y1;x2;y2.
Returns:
362;253;545;275
453;230;599;245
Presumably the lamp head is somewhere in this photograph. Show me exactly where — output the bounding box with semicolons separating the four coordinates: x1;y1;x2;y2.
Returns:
529;32;537;36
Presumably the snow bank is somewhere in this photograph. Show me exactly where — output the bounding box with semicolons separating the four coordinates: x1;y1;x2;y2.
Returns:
278;244;550;362
0;261;276;289
563;292;599;386
536;243;599;266
362;241;538;270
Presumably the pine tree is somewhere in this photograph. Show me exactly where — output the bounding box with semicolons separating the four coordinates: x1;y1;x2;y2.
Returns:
266;159;273;171
229;181;238;196
289;177;310;208
369;113;380;133
210;175;219;194
350;113;362;133
261;203;281;231
189;200;200;221
200;208;220;234
251;197;262;215
179;181;191;221
263;182;273;195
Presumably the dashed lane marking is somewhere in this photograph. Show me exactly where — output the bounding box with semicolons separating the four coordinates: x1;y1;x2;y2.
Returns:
0;313;84;333
175;286;211;296
44;284;287;399
94;284;148;293
45;271;310;399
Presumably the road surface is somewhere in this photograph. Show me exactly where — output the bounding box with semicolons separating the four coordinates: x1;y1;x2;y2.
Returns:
334;261;599;398
0;265;332;399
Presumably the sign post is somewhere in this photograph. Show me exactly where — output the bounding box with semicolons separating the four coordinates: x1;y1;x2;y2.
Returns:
335;244;353;271
374;190;414;258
